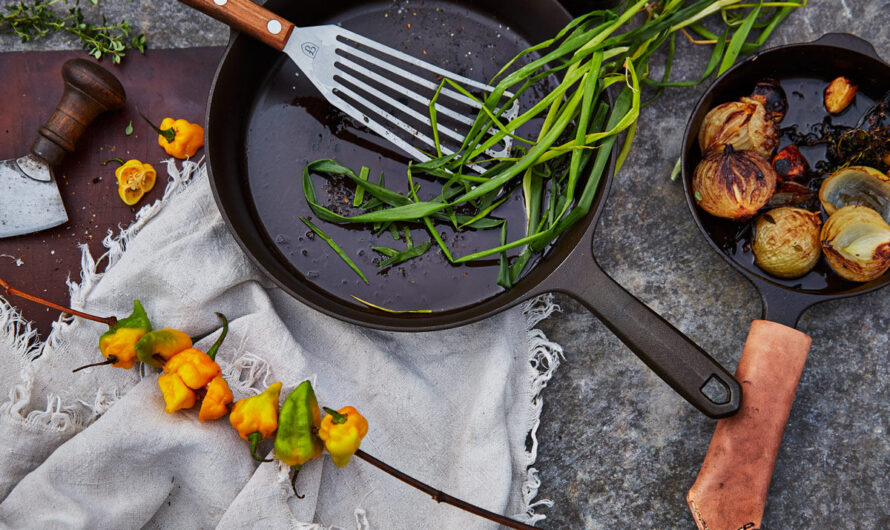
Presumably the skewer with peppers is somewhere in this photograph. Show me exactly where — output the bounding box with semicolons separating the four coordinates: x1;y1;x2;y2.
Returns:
0;277;535;530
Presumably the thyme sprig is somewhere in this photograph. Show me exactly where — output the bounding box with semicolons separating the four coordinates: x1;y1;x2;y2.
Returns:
1;0;146;63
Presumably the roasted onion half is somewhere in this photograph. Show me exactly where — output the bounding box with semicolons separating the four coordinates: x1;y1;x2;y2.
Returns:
693;146;778;220
753;207;822;279
821;205;890;282
819;165;890;221
698;97;779;159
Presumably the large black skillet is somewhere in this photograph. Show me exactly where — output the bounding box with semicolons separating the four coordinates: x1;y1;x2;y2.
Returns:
199;0;740;418
681;33;890;338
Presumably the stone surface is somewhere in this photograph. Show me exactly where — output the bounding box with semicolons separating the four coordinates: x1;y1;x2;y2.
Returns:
2;1;888;528
534;3;890;529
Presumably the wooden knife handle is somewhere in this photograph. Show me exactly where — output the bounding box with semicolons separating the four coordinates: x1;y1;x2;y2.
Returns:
687;320;811;530
31;59;126;167
177;0;295;51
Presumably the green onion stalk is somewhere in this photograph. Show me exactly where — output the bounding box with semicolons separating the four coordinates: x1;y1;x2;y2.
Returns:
302;0;807;290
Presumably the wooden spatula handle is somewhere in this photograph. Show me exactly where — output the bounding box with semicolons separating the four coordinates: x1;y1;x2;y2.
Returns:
31;59;126;167
177;0;295;51
687;320;811;530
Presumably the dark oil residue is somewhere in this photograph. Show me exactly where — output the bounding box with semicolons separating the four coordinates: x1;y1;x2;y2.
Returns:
245;1;551;312
699;77;879;292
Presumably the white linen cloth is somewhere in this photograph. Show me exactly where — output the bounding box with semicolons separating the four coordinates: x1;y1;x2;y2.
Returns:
0;160;563;529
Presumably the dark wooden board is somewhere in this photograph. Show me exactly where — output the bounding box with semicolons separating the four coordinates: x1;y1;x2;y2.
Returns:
0;47;224;338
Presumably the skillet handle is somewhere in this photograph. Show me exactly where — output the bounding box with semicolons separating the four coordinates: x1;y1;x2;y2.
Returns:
530;234;741;417
812;33;883;61
572;262;741;418
177;0;295;51
687;320;811;530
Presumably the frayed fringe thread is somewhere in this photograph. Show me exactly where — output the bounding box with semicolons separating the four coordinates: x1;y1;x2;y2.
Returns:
517;293;563;525
221;351;273;399
0;297;42;363
0;365;84;432
0;159;205;433
354;508;370;530
68;158;204;309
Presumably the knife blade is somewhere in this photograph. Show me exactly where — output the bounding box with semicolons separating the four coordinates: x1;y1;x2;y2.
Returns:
0;155;66;238
0;58;125;239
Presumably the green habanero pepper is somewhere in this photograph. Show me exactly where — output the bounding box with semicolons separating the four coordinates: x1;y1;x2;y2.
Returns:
135;328;193;368
98;300;152;369
274;380;323;485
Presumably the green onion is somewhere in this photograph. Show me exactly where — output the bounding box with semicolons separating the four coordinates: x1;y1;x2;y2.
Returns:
374;241;433;269
350;295;432;314
353;166;370;206
299;217;369;284
300;0;807;287
718;2;762;75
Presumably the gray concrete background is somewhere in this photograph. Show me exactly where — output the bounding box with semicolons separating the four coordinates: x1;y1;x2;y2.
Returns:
2;1;888;528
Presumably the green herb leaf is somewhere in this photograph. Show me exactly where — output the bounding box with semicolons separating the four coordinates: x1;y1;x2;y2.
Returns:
124;120;133;136
0;0;146;63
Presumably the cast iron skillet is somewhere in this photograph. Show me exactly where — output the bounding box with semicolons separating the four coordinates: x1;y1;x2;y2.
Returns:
682;33;890;332
200;0;741;418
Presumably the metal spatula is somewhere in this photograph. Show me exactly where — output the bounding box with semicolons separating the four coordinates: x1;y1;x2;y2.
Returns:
180;0;517;164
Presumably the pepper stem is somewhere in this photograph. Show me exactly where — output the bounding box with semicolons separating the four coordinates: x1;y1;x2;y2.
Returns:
290;465;305;499
103;157;125;166
247;432;272;463
322;407;347;424
72;356;118;373
353;450;536;530
206;312;228;361
137;108;176;144
0;277;117;327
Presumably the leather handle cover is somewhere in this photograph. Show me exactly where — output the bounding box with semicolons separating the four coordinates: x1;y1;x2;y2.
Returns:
31;59;126;167
177;0;295;51
687;320;811;530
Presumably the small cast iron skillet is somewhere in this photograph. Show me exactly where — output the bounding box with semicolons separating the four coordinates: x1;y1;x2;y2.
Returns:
682;33;890;330
203;0;741;418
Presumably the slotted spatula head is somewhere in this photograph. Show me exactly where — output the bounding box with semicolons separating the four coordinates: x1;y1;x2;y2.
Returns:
178;0;517;165
284;25;518;163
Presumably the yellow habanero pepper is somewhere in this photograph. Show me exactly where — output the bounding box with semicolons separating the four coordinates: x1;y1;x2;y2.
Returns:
97;300;152;369
163;348;221;390
157;372;196;413
198;375;234;421
114;159;156;205
139;111;205;159
158;313;231;416
157;118;204;159
230;382;282;461
318;406;369;468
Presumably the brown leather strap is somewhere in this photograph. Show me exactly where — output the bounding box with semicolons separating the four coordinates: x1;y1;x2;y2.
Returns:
687;320;811;530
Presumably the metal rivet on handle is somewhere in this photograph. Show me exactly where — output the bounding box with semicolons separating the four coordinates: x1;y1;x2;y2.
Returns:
267;19;282;35
213;0;226;5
